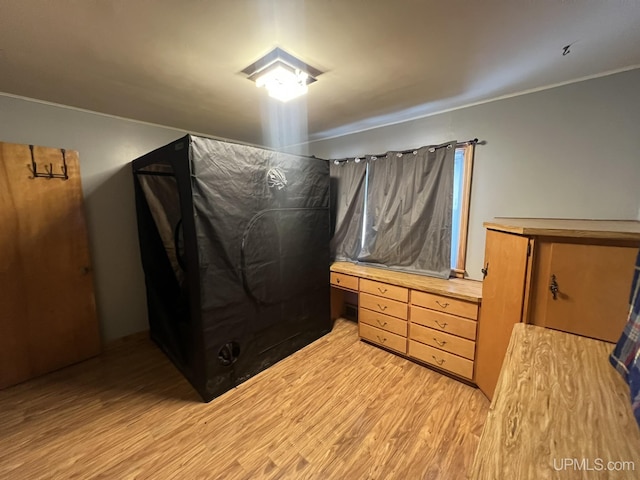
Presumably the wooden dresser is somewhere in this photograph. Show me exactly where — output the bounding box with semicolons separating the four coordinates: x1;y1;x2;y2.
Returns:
331;262;482;382
476;218;640;400
470;323;640;480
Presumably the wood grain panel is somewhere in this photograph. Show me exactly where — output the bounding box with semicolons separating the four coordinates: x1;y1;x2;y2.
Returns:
470;324;640;480
0;142;100;389
410;291;478;319
0;319;489;479
410;323;475;360
475;230;530;400
359;308;407;337
359;292;407;320
410;305;477;340
330;272;358;291
359;322;407;354
533;242;636;343
359;278;408;302
331;262;482;302
484;218;640;241
408;340;474;379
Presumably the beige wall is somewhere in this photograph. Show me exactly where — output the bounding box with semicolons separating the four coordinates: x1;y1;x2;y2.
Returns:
0;95;185;341
308;69;640;280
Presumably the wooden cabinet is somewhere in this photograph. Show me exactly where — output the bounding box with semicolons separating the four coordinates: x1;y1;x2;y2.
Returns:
331;262;482;383
528;241;636;342
409;291;478;380
475;218;640;400
330;272;358;320
0;142;101;389
475;229;532;400
330;272;358;292
358;281;408;354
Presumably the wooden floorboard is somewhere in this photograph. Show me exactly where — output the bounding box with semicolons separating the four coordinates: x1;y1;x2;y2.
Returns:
0;319;489;479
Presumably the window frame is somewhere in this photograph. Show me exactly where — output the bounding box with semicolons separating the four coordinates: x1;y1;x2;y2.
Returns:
451;143;475;278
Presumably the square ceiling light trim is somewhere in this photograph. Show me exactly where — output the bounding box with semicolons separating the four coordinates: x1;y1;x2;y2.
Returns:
242;47;322;102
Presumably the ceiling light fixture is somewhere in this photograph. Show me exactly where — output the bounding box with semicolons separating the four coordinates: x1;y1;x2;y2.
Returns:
242;47;322;103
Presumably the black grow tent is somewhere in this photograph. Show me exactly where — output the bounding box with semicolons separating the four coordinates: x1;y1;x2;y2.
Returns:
132;135;331;402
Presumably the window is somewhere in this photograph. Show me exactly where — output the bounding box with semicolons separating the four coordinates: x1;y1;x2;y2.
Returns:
450;143;475;277
330;140;475;278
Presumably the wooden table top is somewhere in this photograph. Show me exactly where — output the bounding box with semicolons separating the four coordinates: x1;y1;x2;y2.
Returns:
330;261;482;303
469;323;640;479
484;218;640;241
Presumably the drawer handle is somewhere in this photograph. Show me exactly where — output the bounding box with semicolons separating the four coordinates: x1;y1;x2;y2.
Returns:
433;338;447;347
377;287;388;294
435;301;449;309
435;320;448;329
481;263;489;279
376;335;387;344
376;319;388;327
336;278;341;284
550;274;558;300
377;304;387;311
432;356;445;366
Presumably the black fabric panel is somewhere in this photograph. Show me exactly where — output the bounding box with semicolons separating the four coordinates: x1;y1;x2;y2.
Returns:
132;135;331;402
133;173;191;367
242;208;329;305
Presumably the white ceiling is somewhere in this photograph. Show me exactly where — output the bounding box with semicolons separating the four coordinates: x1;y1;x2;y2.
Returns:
1;1;639;148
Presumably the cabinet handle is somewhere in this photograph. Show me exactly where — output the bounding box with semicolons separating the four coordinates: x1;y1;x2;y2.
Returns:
377;287;388;294
435;320;448;329
376;319;388;327
550;274;559;300
376;335;387;344
432;356;445;366
435;301;449;309
481;263;489;279
377;304;387;311
434;338;447;347
336;278;340;284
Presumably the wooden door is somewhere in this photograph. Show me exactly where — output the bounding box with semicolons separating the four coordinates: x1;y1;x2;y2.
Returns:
475;229;531;400
0;142;100;389
532;242;637;343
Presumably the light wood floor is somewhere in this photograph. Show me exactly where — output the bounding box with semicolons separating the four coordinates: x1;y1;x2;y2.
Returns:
0;319;489;479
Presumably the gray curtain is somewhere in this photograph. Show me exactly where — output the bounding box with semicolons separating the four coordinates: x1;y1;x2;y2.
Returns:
330;159;367;261
330;141;455;278
359;143;455;277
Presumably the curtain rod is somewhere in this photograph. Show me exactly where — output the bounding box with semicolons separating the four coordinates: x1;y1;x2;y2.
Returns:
333;138;479;164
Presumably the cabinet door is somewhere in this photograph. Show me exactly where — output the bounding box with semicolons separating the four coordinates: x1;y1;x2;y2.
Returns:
532;242;636;343
0;142;100;389
475;229;531;400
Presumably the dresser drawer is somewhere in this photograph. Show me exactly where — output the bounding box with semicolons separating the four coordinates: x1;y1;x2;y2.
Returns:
359;308;407;337
408;341;474;380
411;291;478;320
330;272;359;291
360;323;407;354
359;279;408;302
410;323;475;360
410;305;477;340
360;292;408;320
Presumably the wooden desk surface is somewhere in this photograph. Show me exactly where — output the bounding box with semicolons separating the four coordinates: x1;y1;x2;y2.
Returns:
330;261;482;303
484;218;640;241
470;324;640;480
